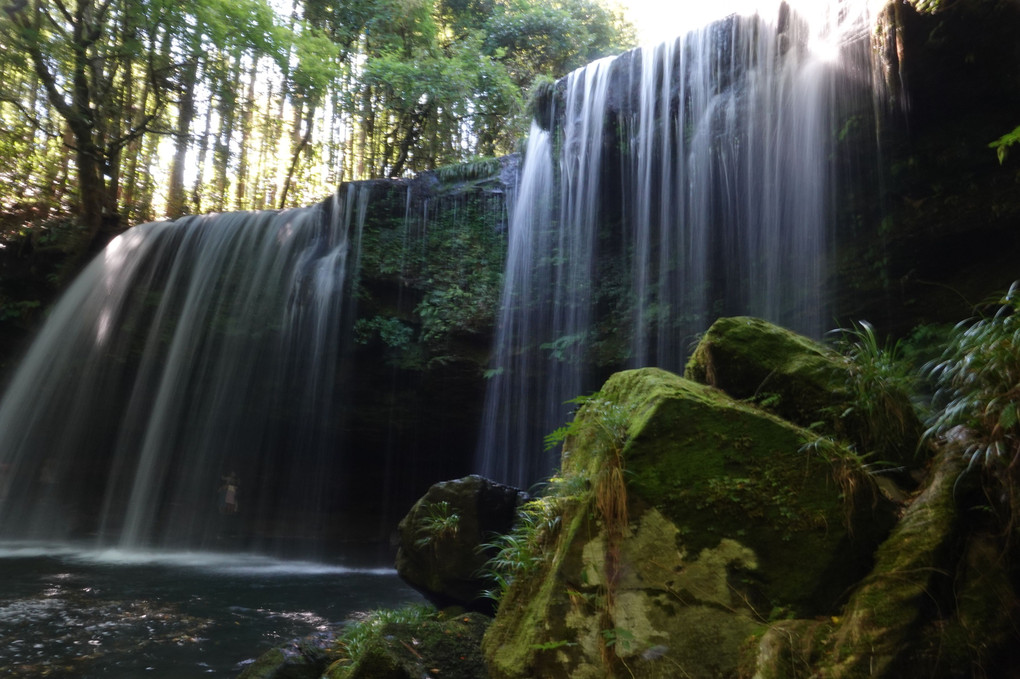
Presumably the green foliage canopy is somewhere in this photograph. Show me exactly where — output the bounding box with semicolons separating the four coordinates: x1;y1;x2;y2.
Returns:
0;0;634;241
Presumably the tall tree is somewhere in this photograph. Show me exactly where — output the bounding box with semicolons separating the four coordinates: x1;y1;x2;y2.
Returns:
0;0;634;234
2;0;171;242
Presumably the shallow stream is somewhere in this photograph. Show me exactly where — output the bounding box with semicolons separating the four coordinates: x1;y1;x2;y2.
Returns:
0;542;421;677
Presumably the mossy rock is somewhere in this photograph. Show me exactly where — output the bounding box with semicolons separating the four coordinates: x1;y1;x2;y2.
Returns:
816;444;1020;678
238;631;339;679
484;368;897;679
396;475;527;614
747;441;1020;679
592;368;895;612
684;316;847;422
685;316;923;466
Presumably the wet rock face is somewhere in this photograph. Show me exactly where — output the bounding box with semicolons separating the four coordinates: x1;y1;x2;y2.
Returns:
395;475;528;615
483;366;898;679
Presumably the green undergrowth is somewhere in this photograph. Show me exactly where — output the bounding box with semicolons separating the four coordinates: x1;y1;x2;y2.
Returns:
925;281;1020;539
482;389;635;672
480;494;567;603
413;500;461;550
330;603;436;668
482;390;631;605
325;604;491;679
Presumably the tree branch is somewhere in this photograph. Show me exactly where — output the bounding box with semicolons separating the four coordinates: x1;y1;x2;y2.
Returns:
51;0;73;25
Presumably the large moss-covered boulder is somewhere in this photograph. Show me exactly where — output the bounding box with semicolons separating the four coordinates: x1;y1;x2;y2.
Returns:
396;475;527;614
483;368;897;679
685;316;924;466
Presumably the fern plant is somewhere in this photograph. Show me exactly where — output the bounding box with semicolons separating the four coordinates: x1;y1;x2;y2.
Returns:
332;603;435;669
482;391;632;605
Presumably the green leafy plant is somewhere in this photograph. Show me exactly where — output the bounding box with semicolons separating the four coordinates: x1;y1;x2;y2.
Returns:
926;282;1020;533
989;124;1020;165
434;157;503;184
600;627;635;651
414;500;461;549
0;297;41;323
480;389;632;605
479;496;562;603
545;391;630;543
353;316;415;348
540;332;589;364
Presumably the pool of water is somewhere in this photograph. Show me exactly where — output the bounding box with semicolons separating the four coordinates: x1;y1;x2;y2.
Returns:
0;542;423;677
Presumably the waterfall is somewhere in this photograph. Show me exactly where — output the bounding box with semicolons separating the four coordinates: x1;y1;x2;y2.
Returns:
0;188;369;550
477;2;884;487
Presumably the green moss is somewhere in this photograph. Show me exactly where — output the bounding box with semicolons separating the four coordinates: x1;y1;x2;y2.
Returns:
819;451;966;677
685;316;925;467
581;368;891;614
237;648;287;679
684;316;844;421
483;499;597;678
487;366;899;678
748;619;833;679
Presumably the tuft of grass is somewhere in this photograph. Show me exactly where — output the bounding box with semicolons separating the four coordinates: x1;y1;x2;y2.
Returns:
830;320;922;462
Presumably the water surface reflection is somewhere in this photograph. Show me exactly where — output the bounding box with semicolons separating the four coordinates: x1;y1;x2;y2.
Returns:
0;542;421;677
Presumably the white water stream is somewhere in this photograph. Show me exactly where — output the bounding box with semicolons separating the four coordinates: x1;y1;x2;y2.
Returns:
477;1;888;487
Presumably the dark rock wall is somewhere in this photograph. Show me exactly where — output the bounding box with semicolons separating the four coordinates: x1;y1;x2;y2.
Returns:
834;0;1020;335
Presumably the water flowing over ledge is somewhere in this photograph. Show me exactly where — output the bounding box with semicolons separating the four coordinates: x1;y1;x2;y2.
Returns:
477;1;886;488
0;172;511;553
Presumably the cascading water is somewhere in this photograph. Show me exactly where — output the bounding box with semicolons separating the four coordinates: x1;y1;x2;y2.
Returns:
477;1;886;488
0;163;512;554
0;187;369;550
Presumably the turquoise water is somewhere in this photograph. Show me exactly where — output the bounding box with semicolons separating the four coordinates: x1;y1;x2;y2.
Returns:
0;542;421;677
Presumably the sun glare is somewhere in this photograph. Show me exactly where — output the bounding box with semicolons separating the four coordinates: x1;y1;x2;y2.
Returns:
621;0;763;46
621;0;883;56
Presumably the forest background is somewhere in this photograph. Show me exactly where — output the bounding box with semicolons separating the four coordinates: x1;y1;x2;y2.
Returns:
0;0;634;252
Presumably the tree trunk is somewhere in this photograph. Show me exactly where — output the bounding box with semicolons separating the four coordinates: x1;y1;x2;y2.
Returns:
212;56;242;212
190;102;215;214
166;38;202;218
234;61;259;209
